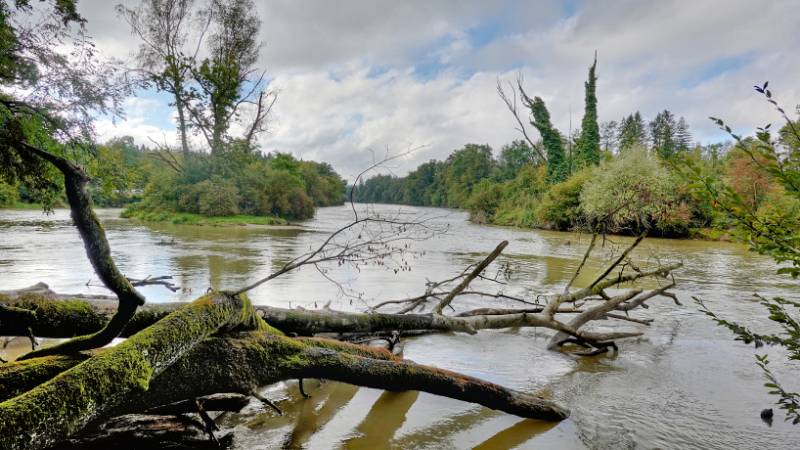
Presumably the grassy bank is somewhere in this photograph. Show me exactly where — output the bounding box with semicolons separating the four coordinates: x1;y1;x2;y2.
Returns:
121;208;289;227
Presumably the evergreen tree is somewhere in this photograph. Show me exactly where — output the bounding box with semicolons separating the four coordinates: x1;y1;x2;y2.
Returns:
675;116;692;152
617;111;646;151
574;56;601;167
528;97;568;183
649;109;677;158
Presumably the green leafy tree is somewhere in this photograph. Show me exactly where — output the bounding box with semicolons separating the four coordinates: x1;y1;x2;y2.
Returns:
525;96;568;183
600;120;618;153
188;0;270;153
534;169;592;230
0;179;18;207
0;0;127;210
116;0;200;155
441;144;495;207
496;140;536;181
581;147;686;235
574;56;601;167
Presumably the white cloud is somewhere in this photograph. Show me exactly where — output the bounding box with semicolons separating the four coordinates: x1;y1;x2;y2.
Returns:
79;0;800;176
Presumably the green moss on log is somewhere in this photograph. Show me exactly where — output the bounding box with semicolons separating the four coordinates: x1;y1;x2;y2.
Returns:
0;292;263;450
0;354;89;402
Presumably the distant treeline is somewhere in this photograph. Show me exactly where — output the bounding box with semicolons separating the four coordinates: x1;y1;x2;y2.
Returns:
352;58;798;238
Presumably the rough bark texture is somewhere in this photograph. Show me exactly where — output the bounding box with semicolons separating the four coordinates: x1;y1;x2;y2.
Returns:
0;292;264;450
113;332;568;421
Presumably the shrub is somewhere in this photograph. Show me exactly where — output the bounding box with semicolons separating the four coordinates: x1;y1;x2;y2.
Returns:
580;147;684;234
535;168;592;230
181;177;241;217
466;179;504;223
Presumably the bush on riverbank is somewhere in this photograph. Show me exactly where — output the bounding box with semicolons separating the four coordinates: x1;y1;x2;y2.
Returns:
129;147;343;221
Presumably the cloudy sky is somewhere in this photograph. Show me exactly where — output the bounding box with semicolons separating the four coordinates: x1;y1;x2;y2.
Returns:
83;0;800;179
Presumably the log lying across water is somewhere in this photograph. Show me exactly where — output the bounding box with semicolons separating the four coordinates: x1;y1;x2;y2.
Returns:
0;282;650;343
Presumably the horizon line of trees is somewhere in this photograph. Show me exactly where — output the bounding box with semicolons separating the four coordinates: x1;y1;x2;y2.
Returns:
353;57;795;240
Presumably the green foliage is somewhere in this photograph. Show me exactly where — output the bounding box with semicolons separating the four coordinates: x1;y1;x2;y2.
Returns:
0;180;18;207
534;169;592;230
496;140;536;181
580;147;687;235
528;97;568;183
127;147;342;221
574;57;601;168
617;112;647;152
465;179;504;223
441;144;494;207
353;144;494;209
184;176;240;216
645;111;693;158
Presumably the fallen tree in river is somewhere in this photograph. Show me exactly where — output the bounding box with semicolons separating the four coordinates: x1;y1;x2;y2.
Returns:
0;138;681;449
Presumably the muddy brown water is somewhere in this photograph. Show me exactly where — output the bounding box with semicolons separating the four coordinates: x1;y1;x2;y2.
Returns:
1;205;797;449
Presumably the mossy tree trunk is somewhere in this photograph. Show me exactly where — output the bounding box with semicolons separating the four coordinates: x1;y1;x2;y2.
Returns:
0;292;265;450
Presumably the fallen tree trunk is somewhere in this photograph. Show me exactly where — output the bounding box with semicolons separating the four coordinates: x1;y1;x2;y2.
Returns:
1;285;649;344
0;292;265;450
118;331;569;422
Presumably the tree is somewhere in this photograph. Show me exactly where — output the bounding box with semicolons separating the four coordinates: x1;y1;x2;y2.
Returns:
441;143;494;208
524;95;568;183
120;0;275;155
600;120;618;153
675;116;692;152
496;139;536;181
581;147;687;235
574;55;601;167
187;0;274;153
649;109;677;159
617;112;647;152
116;0;203;155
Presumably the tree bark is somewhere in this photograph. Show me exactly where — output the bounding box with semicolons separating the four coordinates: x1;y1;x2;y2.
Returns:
115;332;568;422
0;292;263;450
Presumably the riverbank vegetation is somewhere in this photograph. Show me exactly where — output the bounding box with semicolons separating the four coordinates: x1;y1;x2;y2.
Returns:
353;59;800;240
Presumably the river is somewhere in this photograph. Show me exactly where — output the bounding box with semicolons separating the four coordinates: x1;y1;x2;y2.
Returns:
0;204;797;449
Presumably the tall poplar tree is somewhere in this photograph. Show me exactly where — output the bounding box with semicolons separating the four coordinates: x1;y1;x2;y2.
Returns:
574;55;600;167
